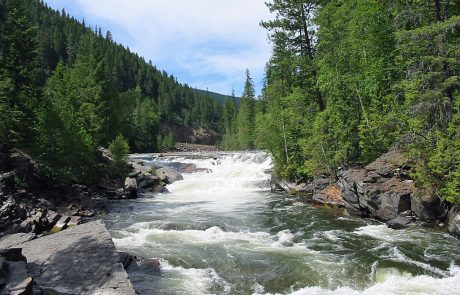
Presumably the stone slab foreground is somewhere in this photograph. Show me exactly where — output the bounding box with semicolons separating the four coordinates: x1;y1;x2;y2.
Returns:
1;220;136;295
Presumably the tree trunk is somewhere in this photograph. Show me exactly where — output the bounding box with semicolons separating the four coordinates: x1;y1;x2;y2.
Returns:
434;0;442;21
300;4;325;111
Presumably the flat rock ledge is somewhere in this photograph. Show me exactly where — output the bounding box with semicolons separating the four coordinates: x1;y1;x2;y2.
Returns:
0;220;135;295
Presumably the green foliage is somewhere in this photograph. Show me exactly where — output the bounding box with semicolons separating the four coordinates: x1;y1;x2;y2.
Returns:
219;0;460;206
157;131;176;151
0;0;40;147
0;0;226;186
236;70;256;150
109;134;130;178
149;166;157;175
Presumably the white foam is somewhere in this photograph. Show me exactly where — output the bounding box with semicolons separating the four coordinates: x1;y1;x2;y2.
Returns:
261;264;460;295
150;152;274;213
354;224;426;243
387;247;449;277
273;230;295;247
112;222;315;256
159;259;230;294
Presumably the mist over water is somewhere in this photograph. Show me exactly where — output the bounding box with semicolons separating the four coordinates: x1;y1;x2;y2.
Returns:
104;152;460;295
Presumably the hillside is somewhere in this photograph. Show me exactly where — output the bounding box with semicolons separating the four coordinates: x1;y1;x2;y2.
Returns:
0;0;225;184
194;89;241;105
1;0;223;137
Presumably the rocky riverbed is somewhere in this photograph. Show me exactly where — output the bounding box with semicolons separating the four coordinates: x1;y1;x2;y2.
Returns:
1;148;459;294
0;146;227;294
271;150;460;237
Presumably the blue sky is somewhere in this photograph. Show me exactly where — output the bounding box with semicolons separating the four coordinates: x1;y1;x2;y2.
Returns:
43;0;273;96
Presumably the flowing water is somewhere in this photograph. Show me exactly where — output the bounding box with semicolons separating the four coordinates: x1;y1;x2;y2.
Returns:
104;152;460;295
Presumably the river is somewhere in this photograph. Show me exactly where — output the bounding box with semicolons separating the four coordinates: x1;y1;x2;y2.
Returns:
103;151;460;295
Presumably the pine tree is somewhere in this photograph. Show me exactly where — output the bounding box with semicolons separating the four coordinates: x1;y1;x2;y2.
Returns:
0;0;40;147
237;70;256;149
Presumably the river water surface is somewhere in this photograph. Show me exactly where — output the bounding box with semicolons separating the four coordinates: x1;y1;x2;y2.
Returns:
104;152;460;295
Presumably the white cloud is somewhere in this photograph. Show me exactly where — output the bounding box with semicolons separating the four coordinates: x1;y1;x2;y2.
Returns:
67;0;273;95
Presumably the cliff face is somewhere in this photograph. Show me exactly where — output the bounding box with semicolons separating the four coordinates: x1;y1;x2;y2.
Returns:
272;151;460;236
160;123;221;145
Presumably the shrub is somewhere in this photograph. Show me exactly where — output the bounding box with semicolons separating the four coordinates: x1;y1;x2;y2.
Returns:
109;134;130;178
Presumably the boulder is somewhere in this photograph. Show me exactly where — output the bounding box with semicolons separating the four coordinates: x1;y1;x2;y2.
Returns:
0;197;16;230
313;184;345;208
0;249;26;262
0;257;7;286
129;161;151;175
96;147;113;164
156;167;183;184
127;257;161;276
411;194;448;221
128;170;141;178
136;173;160;190
338;151;415;221
269;176;285;192
118;252;133;269
51;215;71;232
387;216;412;229
46;211;61;227
447;205;460;237
175;163;212;174
270;176;331;196
124;177;138;199
0;248;32;295
125;256;161;294
3;220;136;295
0;260;32;295
66;216;81;228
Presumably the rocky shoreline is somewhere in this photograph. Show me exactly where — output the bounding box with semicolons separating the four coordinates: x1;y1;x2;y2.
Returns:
0;147;193;294
271;150;460;237
2;148;459;293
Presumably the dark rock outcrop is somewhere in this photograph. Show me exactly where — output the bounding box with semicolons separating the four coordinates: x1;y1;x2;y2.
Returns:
448;205;460;237
313;184;345;208
120;253;161;295
175;143;220;153
156;167;183;184
0;149;110;237
338;151;414;221
1;220;136;295
0;248;32;295
174;163;212;174
124;177;138;199
96;147;113;164
160;123;220;146
136;173;160;190
410;194;447;221
270;176;332;197
387;216;412;229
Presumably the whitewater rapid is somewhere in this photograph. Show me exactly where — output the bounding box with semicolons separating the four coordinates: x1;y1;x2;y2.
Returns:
104;152;460;295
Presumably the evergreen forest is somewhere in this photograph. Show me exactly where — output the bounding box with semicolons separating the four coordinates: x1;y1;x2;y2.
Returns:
222;0;460;204
1;0;460;205
0;0;223;184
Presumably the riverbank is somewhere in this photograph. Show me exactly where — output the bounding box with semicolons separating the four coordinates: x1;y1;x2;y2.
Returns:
1;149;459;294
270;150;460;237
0;147;185;293
103;151;460;295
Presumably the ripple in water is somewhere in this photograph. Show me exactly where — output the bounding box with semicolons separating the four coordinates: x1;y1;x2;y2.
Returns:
104;151;460;295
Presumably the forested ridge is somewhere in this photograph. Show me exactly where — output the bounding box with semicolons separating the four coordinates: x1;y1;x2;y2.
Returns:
1;0;460;205
0;0;223;184
223;0;460;204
